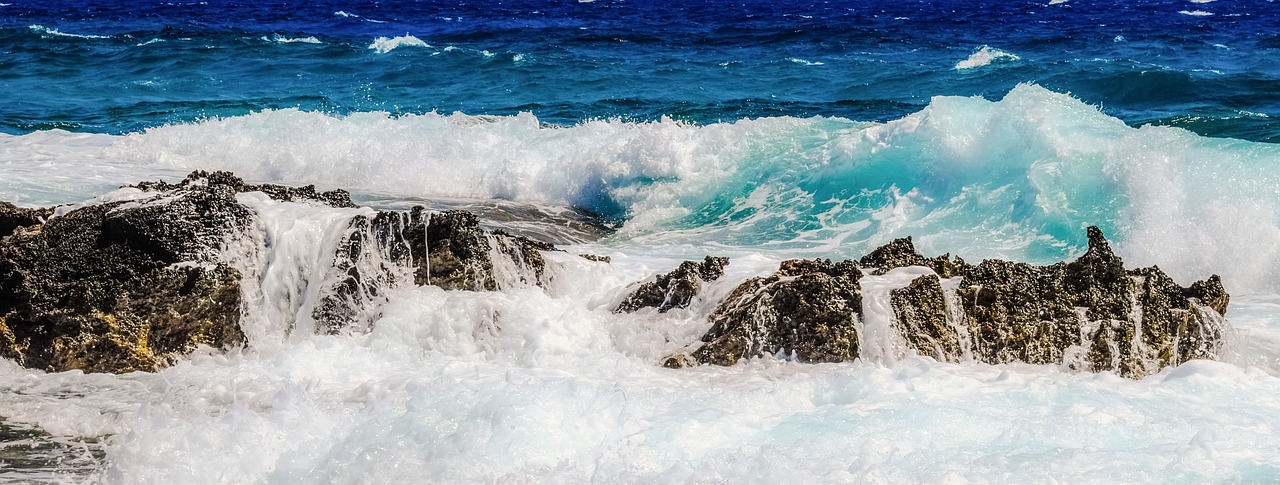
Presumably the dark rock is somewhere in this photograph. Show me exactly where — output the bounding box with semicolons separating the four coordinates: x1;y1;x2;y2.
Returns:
0;170;566;371
951;227;1229;377
0;202;52;239
889;275;961;360
405;209;496;291
668;259;861;366
615;256;729;313
491;229;558;287
131;170;355;208
0;179;250;373
859;236;969;278
672;226;1230;379
311;211;415;335
400;208;554;292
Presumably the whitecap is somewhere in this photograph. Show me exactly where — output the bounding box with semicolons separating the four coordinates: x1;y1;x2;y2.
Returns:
1049;0;1068;4
1179;10;1213;16
263;34;322;44
955;45;1020;70
28;24;111;40
368;35;431;54
786;57;824;66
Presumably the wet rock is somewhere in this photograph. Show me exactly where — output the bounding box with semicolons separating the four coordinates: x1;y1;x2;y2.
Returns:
131;170;355;208
0;177;250;373
0;170;566;371
0;202;52;239
311;211;415;335
673;226;1229;379
491;229;558;288
889;275;961;360
669;259;862;366
859;236;969;278
952;226;1228;377
615;256;729;313
400;209;551;291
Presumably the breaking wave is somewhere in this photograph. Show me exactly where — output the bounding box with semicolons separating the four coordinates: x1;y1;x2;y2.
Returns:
5;84;1279;293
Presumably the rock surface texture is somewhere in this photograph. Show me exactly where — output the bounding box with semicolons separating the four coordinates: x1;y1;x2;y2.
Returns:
0;171;558;373
666;259;863;367
670;227;1230;378
615;256;729;313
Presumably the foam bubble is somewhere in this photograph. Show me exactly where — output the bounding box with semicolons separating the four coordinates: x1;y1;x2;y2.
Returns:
955;45;1020;69
1179;10;1214;16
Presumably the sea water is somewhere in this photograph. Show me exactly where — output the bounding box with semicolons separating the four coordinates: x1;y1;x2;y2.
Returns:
2;1;1280;483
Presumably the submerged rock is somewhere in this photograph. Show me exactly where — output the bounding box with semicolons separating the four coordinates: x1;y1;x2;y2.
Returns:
615;256;729;313
667;259;862;367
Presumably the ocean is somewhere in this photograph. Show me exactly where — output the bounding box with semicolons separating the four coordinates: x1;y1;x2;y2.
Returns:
2;0;1280;482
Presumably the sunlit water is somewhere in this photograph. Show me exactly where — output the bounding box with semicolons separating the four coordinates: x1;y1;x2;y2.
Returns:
3;0;1280;482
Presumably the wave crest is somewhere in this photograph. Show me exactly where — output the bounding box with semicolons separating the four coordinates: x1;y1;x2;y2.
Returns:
368;35;430;54
955;45;1020;70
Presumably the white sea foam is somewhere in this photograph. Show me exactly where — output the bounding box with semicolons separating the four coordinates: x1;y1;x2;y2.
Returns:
787;57;825;66
0;251;1277;482
263;35;322;44
28;24;111;40
955;45;1020;69
1180;9;1214;16
5;85;1280;296
1049;0;1068;4
368;35;431;53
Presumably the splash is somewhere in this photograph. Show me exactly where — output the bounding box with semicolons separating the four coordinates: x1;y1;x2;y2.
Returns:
368;35;431;54
955;45;1020;69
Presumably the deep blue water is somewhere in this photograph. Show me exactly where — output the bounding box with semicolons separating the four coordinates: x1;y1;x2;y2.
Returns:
3;0;1278;141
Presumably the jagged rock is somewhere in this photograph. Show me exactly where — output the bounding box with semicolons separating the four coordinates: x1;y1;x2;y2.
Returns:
0;177;251;373
0;202;52;239
131;170;355;208
399;209;551;291
951;226;1228;377
889;275;961;360
491;229;557;287
668;259;862;367
673;226;1229;379
859;236;969;277
615;256;729;313
310;211;415;335
310;209;558;333
0;170;568;371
